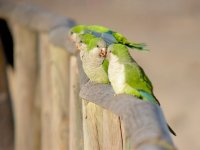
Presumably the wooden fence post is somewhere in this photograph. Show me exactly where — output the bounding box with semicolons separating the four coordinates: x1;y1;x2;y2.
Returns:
80;82;176;150
10;23;40;150
69;55;83;150
39;33;70;150
82;100;127;150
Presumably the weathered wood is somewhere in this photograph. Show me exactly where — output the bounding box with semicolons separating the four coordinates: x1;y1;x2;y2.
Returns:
39;33;70;150
0;2;76;54
69;55;83;150
0;34;14;150
49;26;77;54
10;23;40;150
39;34;53;150
82;100;125;150
0;1;75;32
80;82;176;150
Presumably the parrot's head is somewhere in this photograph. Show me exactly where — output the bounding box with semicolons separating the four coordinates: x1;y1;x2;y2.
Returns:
68;25;86;43
88;38;107;59
107;44;129;60
76;34;96;51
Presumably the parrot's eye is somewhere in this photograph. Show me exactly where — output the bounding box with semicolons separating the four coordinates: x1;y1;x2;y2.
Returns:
70;31;73;35
80;40;83;43
96;45;100;48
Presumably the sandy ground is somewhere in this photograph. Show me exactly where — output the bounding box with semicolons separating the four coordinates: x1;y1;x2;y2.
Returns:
10;0;200;149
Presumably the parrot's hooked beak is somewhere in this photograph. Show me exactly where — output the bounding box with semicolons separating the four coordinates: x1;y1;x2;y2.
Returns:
76;43;81;50
99;48;107;58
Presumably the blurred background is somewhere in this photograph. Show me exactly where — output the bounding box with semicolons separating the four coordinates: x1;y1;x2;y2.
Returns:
2;0;200;149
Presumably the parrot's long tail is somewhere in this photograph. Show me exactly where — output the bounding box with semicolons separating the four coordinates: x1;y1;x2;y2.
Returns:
127;42;148;51
138;90;176;136
168;124;177;136
138;90;159;105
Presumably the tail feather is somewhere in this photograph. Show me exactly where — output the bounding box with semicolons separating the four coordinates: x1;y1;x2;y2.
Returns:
138;90;176;136
127;42;148;51
138;90;159;105
168;124;177;136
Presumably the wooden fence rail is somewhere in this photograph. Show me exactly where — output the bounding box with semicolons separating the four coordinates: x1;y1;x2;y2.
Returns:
0;1;176;150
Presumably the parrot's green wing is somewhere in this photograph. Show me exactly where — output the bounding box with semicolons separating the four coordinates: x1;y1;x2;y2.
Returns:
82;25;147;51
86;25;109;32
124;63;160;105
124;63;153;94
70;25;147;50
84;26;115;43
112;32;147;50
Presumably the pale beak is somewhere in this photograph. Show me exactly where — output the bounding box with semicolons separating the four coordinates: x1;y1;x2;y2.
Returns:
99;48;107;58
76;43;81;50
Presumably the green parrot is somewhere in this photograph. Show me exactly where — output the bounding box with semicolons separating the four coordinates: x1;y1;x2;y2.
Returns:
106;44;176;136
75;33;96;60
69;25;146;50
76;34;109;84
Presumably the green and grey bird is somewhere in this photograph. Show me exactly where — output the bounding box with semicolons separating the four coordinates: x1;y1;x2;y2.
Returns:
69;25;146;50
77;35;109;84
75;33;96;60
106;44;176;136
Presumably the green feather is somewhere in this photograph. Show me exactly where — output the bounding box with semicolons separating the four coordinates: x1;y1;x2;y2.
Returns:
79;34;96;45
108;44;155;103
87;25;110;32
87;38;103;51
70;25;86;33
124;63;153;95
137;90;158;105
71;25;147;51
102;59;109;74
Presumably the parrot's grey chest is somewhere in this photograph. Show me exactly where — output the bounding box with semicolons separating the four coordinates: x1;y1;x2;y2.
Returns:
82;51;109;83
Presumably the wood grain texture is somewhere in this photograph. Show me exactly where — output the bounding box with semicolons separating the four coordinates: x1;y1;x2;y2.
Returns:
39;33;70;150
39;34;53;150
10;23;40;150
80;81;176;150
69;55;83;150
82;98;126;150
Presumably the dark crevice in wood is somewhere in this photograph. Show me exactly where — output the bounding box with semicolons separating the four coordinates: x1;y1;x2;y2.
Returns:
119;117;124;150
0;29;14;150
0;19;14;68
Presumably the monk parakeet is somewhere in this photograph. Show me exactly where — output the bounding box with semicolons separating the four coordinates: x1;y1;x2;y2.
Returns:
106;44;176;136
69;25;146;50
77;35;109;84
75;33;96;60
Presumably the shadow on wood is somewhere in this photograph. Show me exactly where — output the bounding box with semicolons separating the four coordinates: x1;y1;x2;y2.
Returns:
0;26;14;150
